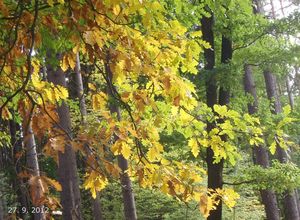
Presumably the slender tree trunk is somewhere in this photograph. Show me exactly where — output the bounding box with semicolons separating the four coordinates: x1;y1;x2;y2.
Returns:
295;66;300;91
105;61;137;220
244;65;280;220
112;108;137;220
219;35;232;105
22;118;46;220
286;76;294;110
0;160;4;220
200;12;222;220
263;70;300;220
8;120;29;220
47;54;82;220
74;53;103;220
270;0;276;18
92;193;103;220
0;196;3;220
74;53;87;117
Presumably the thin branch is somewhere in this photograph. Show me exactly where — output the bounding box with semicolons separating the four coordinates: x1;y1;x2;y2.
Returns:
25;89;72;140
0;0;39;117
233;32;268;51
223;179;256;186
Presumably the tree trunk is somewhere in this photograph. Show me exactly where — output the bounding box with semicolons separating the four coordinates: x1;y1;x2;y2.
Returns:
92;192;104;220
47;54;82;220
112;107;137;220
22;119;46;220
201;12;223;220
286;76;294;110
74;53;103;220
263;70;300;220
74;53;87;118
244;65;280;220
8;120;29;220
0;196;3;220
295;66;300;91
105;61;137;220
219;34;232;106
208;33;233;220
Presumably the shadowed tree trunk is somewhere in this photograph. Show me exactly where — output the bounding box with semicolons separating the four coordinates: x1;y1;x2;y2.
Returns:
200;10;222;220
264;70;300;220
74;53;103;220
47;53;82;220
105;60;137;220
219;34;231;105
9;119;29;220
210;30;233;220
0;196;3;220
244;65;280;220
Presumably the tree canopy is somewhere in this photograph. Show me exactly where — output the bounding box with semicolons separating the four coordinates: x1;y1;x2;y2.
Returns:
0;0;300;219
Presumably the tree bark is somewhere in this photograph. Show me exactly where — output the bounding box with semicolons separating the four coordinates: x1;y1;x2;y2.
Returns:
219;34;232;106
105;61;137;220
74;53;103;220
74;53;87;118
201;12;223;220
112;107;137;220
295;66;300;91
263;70;300;220
92;192;104;220
47;54;82;220
0;196;3;220
8;120;29;220
208;33;233;220
244;65;280;220
22;119;46;220
286;76;294;110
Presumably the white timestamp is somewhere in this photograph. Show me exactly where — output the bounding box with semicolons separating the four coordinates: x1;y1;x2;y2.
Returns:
8;206;49;214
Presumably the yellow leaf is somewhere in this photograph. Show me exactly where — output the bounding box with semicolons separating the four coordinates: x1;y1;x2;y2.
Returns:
121;142;131;159
67;55;76;70
88;83;97;91
53;86;68;102
270;141;276;155
190;30;202;38
113;4;121;15
92;92;107;110
111;141;122;156
188;138;199;157
83;171;108;199
147;147;158;162
169;20;187;35
199;139;209;148
59;86;68;100
61;56;69;72
161;158;170;165
199;194;213;218
160;182;169;194
32;59;40;75
43;176;62;191
283;105;291;116
47;0;54;6
32;73;45;90
213;104;227;117
220;188;240;209
44;88;54;102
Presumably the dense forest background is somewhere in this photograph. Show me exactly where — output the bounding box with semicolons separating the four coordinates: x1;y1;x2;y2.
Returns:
0;0;300;219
